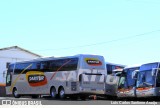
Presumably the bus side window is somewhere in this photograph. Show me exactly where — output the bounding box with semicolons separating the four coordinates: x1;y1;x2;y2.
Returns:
40;61;50;72
37;62;41;70
14;64;21;74
107;64;112;75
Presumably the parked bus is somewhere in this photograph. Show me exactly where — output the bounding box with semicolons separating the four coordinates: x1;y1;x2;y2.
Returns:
105;63;125;98
106;62;125;75
136;62;160;98
105;68;123;99
6;54;107;99
117;65;140;98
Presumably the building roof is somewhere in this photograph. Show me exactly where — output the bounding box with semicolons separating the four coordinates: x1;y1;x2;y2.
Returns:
0;46;41;57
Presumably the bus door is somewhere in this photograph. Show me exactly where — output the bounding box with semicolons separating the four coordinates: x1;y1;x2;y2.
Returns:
6;64;14;95
80;72;105;92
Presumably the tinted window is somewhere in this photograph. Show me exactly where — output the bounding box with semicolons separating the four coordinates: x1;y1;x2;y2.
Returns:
118;76;127;89
49;58;78;72
14;63;32;74
107;64;113;74
125;67;139;87
40;61;50;72
29;62;41;71
140;63;158;71
13;58;78;74
7;64;14;74
137;70;155;88
107;64;124;75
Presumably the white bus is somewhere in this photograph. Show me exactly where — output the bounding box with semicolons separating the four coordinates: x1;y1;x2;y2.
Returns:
136;62;160;98
6;54;106;100
105;68;123;99
105;63;125;99
117;65;140;98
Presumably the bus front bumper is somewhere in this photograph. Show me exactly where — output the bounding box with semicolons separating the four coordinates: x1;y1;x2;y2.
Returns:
117;90;135;97
136;88;156;97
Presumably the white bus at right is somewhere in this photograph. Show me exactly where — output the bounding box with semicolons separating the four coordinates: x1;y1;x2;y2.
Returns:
136;62;160;98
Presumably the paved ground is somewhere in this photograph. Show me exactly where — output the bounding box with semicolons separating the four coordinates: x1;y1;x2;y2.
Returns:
0;96;160;105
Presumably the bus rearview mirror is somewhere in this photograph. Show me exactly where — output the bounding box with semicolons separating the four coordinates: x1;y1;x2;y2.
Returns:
152;69;157;76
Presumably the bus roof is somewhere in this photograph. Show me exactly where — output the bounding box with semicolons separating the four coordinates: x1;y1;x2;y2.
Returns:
140;62;160;66
106;62;126;67
124;64;141;69
9;54;104;65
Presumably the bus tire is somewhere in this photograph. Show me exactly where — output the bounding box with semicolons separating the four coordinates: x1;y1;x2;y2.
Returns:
13;88;20;98
50;87;57;99
58;87;65;99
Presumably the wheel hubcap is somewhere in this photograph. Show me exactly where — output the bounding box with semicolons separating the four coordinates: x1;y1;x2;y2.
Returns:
60;90;64;97
51;91;55;97
14;90;18;96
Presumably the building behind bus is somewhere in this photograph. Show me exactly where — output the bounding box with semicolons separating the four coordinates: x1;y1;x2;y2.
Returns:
0;46;41;97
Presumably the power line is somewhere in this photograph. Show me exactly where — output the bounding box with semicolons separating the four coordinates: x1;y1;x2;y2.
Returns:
125;0;160;5
30;29;160;51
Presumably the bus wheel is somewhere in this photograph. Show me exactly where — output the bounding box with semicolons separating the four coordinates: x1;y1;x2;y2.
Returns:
58;87;65;99
50;87;57;99
13;88;20;98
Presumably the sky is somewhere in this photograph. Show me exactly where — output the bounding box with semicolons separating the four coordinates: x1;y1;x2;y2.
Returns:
0;0;160;66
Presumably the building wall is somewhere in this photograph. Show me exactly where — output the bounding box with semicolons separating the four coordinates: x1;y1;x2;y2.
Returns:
0;47;40;84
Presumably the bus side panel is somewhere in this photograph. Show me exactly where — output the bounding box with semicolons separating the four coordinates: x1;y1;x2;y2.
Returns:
12;74;49;95
47;70;79;95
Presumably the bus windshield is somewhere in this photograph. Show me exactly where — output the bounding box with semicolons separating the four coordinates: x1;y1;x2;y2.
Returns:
120;67;139;89
118;74;128;89
126;69;136;87
137;70;155;88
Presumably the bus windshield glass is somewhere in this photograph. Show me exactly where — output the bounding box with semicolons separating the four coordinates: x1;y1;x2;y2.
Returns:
118;74;128;89
137;70;155;88
125;68;139;87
